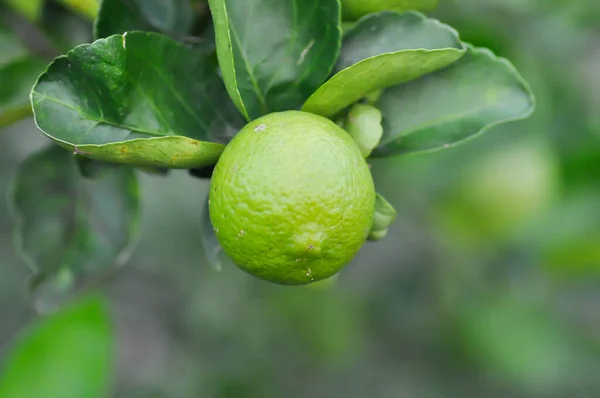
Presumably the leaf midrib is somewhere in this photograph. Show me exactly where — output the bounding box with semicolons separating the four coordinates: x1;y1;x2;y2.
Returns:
228;23;268;114
33;91;169;138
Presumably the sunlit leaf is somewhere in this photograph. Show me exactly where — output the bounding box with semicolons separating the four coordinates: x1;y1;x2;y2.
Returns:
303;12;464;118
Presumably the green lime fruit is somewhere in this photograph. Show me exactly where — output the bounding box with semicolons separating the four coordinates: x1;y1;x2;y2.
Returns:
209;111;376;285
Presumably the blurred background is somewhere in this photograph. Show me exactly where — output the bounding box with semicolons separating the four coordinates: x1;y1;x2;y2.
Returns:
2;0;600;397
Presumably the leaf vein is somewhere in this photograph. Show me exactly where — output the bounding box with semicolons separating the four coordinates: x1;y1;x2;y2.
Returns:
33;91;166;138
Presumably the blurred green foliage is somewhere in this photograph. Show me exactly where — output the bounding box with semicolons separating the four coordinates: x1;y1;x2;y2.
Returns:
0;295;112;398
1;0;600;397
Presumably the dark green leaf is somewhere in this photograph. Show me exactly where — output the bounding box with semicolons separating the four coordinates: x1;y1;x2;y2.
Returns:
0;22;47;128
302;12;465;118
31;32;244;168
209;0;342;120
9;145;140;310
341;0;438;21
372;46;535;156
345;103;383;157
94;0;197;39
0;295;113;398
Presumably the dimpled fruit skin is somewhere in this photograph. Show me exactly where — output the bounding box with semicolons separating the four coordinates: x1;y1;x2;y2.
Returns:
209;111;376;285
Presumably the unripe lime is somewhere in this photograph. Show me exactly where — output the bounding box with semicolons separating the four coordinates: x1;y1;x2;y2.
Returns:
209;111;376;285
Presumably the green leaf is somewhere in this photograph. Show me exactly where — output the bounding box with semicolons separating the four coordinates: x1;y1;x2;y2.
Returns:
9;145;140;310
209;0;342;121
372;46;536;157
0;295;113;398
94;0;197;39
302;11;465;118
0;23;47;128
368;193;397;241
341;0;438;21
31;32;244;168
345;103;383;157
